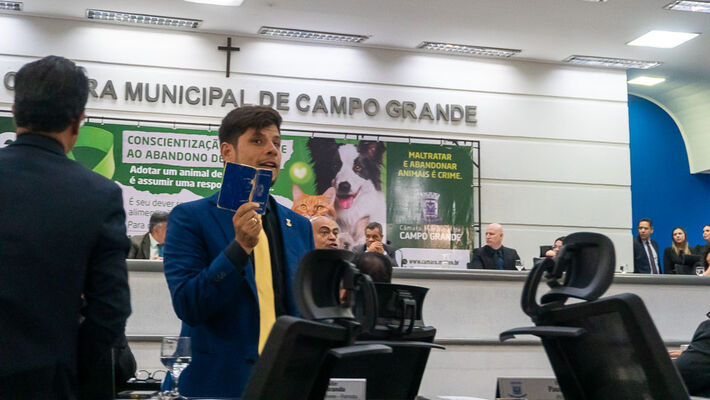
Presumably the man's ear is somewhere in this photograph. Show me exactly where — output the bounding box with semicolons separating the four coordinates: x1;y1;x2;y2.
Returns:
71;112;85;136
220;141;235;162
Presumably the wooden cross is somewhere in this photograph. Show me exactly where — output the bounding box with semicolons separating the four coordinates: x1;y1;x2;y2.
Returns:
218;37;240;77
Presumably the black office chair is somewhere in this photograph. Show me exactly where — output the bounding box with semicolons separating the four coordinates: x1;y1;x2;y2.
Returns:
501;232;691;400
297;249;442;400
331;283;442;400
539;245;553;257
242;249;390;400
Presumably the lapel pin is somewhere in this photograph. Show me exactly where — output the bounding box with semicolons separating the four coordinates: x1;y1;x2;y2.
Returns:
286;218;292;227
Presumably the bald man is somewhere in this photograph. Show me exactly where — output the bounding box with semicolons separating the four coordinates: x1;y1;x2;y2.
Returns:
311;216;340;249
467;223;520;270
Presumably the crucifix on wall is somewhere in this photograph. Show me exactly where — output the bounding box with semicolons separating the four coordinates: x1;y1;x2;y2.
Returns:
218;37;240;77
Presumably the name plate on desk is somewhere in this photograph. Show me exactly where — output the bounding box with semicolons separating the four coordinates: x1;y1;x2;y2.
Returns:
496;377;562;400
325;378;366;400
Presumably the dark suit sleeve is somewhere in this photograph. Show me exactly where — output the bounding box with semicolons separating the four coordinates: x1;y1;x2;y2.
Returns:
127;235;140;259
675;320;710;397
468;248;484;269
163;204;250;327
633;238;647;273
384;244;398;267
663;247;674;274
77;185;131;399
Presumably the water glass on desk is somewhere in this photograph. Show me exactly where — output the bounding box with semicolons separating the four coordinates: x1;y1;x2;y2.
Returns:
515;259;524;271
696;265;705;276
160;336;191;399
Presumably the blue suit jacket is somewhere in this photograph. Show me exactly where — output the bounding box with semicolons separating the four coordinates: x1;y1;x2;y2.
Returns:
163;193;313;398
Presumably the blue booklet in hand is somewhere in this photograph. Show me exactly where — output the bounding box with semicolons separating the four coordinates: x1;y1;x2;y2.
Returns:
217;162;273;214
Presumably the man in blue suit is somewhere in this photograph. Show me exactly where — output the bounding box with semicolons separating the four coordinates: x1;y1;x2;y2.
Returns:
163;106;314;398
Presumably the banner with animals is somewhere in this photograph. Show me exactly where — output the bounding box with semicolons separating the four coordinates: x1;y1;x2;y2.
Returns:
0;117;474;268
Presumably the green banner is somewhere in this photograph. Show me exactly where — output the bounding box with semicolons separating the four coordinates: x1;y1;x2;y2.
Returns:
0;116;475;268
386;143;473;267
0;116;15;148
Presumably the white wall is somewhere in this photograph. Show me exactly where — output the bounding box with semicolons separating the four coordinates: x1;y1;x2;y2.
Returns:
0;14;633;267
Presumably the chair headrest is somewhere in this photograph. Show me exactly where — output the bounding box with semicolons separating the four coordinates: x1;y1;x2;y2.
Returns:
295;249;378;333
521;232;615;318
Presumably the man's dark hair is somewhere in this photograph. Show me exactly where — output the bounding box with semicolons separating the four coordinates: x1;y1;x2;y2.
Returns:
365;222;383;235
354;252;392;283
218;105;282;144
639;218;653;228
555;236;566;245
13;55;89;133
148;211;169;233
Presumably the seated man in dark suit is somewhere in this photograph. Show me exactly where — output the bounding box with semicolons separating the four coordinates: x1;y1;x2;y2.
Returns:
468;223;520;270
128;211;169;259
671;316;710;397
353;222;398;267
632;217;661;274
0;56;131;400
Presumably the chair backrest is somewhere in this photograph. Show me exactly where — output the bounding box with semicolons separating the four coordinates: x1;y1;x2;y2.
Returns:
535;293;689;400
289;250;442;400
329;282;441;399
326;339;439;400
502;232;690;400
295;249;378;332
241;316;351;400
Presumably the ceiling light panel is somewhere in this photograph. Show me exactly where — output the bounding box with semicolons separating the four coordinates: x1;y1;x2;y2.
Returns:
184;0;243;5
0;1;22;11
258;26;368;43
627;30;699;48
665;0;710;13
563;55;661;69
628;76;666;86
86;9;202;29
417;42;521;58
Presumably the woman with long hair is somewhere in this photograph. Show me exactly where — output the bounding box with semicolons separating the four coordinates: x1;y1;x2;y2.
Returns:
663;227;691;274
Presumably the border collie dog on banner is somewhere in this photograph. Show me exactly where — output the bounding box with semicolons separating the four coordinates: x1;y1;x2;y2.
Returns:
307;138;386;249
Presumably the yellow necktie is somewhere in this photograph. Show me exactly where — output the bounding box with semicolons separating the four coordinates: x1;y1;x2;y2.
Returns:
254;228;276;354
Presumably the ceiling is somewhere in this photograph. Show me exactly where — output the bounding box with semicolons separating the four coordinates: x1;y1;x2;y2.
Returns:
9;0;710;91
